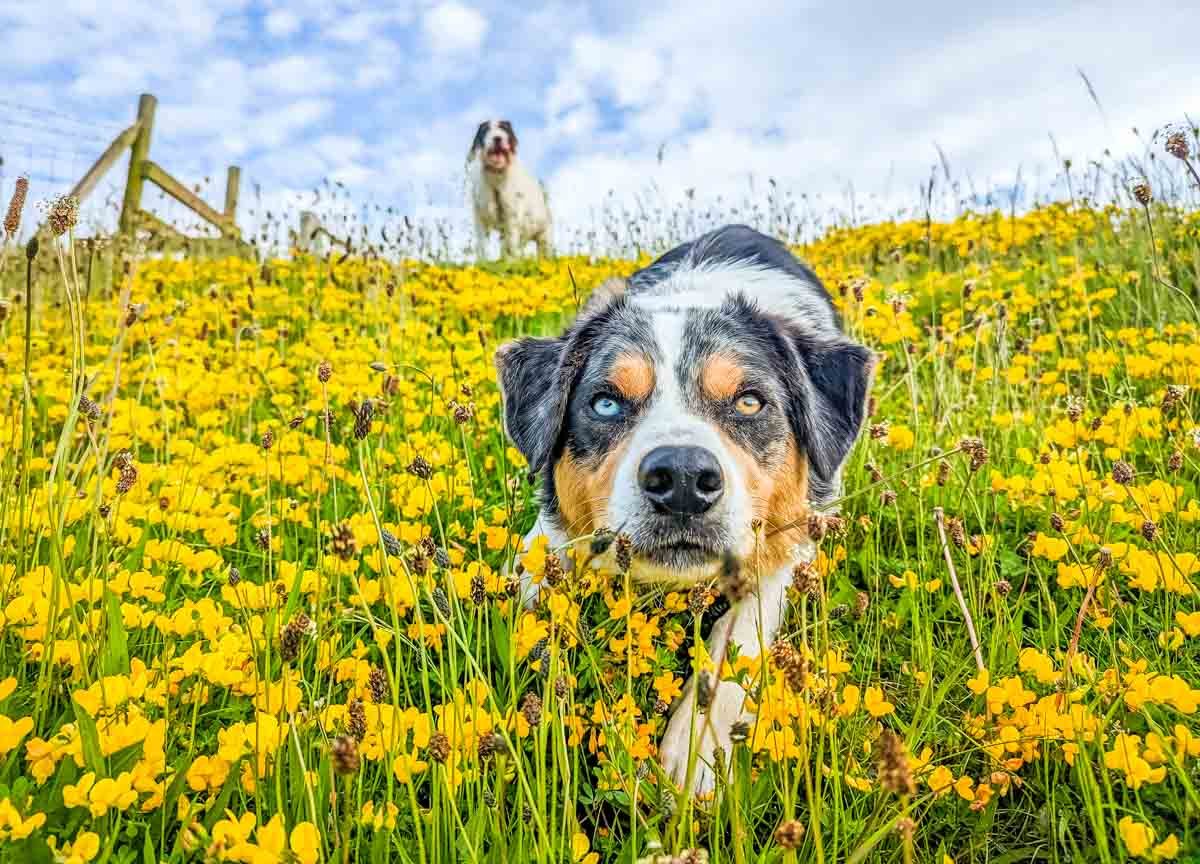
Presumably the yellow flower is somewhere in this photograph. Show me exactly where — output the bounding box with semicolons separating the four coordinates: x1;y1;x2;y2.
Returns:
864;686;894;718
290;821;321;864
1119;816;1154;858
1176;610;1200;637
0;677;17;701
1030;533;1069;562
0;715;33;757
839;684;860;716
652;671;682;704
886;424;915;451
966;668;989;695
572;832;600;864
926;765;954;796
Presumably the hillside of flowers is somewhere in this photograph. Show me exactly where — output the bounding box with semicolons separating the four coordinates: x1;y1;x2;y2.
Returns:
0;199;1198;863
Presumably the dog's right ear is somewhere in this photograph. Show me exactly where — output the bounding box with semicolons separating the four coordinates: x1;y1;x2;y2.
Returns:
495;337;571;473
467;121;488;163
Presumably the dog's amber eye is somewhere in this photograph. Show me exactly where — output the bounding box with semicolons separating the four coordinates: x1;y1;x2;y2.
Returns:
734;392;763;415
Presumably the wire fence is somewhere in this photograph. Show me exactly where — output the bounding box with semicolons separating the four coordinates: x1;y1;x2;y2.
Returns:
0;98;131;236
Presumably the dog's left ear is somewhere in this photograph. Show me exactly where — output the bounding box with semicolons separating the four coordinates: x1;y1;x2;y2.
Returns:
777;326;875;504
467;121;488;163
495;336;571;473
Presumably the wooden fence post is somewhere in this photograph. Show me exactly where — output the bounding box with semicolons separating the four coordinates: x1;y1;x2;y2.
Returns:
224;166;240;222
119;93;157;237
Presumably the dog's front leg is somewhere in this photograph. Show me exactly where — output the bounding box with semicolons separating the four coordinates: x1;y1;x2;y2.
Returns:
659;560;795;794
499;224;518;259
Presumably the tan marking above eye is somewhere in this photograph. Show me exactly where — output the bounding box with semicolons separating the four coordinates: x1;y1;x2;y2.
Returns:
735;393;763;415
609;352;655;402
700;353;744;401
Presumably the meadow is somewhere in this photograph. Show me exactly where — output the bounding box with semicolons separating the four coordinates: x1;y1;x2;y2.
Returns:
0;169;1198;864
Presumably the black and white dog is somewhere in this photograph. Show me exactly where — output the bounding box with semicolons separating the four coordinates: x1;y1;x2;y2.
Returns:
468;120;553;260
496;225;873;793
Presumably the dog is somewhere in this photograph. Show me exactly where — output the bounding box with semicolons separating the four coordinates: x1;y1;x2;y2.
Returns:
496;224;873;793
468;120;553;260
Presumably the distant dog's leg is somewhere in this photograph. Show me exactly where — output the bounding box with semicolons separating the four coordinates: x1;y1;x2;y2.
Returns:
500;225;518;259
536;230;553;259
474;222;489;261
659;557;800;794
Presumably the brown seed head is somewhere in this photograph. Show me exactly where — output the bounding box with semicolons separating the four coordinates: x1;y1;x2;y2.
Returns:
876;729;915;796
1141;520;1158;542
47;195;79;237
1050;512;1065;532
1066;395;1085;423
1165;131;1190;160
853;590;870;619
1133;182;1152;206
407;456;433;480
995;579;1012;597
1161;385;1186;412
260;429;275;450
331;522;357;560
520;692;543;728
936;460;951;486
331;735;360;774
352;399;374;440
317;360;333;383
614;533;634;574
791;561;822;599
543;551;565;588
427;732;451;763
4;176;28;238
687;584;712;617
774;820;806;850
1111;460;1135;485
347;698;367;741
469;573;487;606
368;665;389;704
1168;450;1183;472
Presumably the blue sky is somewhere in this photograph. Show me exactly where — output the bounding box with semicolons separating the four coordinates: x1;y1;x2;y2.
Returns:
2;1;1198;251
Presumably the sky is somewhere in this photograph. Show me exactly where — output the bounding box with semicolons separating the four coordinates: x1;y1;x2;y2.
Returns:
1;1;1197;253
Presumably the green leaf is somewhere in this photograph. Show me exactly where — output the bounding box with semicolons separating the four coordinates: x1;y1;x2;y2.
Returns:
102;589;130;676
72;703;104;775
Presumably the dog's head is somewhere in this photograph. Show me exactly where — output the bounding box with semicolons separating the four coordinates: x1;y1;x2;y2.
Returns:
497;255;873;583
469;120;518;173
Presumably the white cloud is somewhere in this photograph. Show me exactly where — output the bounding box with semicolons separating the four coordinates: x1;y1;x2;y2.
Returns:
253;98;333;149
253;55;340;95
70;55;148;99
265;10;301;37
423;1;489;56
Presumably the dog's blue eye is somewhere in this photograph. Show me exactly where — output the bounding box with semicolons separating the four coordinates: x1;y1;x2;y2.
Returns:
591;396;623;418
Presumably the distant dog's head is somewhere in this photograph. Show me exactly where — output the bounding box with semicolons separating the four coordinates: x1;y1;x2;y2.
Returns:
469;120;518;173
497;239;873;583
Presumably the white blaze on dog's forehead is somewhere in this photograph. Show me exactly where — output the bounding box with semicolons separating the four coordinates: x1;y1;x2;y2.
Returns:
632;258;837;331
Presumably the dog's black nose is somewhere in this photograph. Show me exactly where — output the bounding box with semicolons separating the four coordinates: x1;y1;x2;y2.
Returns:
638;446;724;515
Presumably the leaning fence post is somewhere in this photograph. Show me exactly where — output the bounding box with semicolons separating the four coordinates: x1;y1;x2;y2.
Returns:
119;93;157;237
224;165;240;223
